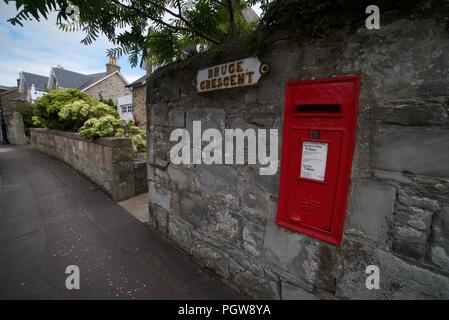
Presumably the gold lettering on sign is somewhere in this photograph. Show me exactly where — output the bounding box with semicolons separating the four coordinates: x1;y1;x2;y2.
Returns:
200;60;257;91
198;57;266;92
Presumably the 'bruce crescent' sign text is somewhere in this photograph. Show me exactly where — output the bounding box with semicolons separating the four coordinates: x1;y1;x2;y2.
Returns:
195;57;269;93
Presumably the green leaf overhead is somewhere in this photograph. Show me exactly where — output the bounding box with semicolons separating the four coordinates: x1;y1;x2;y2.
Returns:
4;0;266;65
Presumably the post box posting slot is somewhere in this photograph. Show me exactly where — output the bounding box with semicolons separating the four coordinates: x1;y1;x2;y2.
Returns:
276;76;360;245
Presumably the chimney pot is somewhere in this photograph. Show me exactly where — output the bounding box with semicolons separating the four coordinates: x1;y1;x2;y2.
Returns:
106;56;120;74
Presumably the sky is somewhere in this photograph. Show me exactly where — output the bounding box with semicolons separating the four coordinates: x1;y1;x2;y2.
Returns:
0;2;262;87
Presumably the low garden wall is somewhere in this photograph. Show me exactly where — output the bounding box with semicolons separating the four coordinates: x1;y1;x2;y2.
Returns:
31;128;147;201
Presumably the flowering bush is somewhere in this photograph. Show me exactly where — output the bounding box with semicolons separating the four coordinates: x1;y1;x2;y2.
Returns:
32;88;145;151
33;89;117;131
79;116;146;152
131;132;146;152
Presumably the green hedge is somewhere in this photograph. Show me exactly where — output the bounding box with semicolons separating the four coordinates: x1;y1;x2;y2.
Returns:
32;88;145;152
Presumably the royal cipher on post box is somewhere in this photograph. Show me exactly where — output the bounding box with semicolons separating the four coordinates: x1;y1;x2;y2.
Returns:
276;76;361;245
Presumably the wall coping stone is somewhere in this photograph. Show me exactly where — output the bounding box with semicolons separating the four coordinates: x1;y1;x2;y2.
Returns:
30;128;132;148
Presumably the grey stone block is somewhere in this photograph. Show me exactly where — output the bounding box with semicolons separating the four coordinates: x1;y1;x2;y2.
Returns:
241;187;269;212
228;254;265;278
167;165;192;190
197;165;237;197
148;181;171;210
168;216;193;253
393;226;428;245
281;282;317;300
394;207;433;231
397;192;441;213
153;156;169;169
337;240;449;299
347;180;396;244
168;110;186;127
371;100;448;126
148;203;168;233
393;225;428;258
372;127;449;178
150;103;169;126
186;108;226;134
178;190;208;228
234;271;280;299
205;208;240;243
429;207;449;272
241;165;280;194
242;221;265;257
373;169;413;184
263;221;320;284
430;246;449;273
192;240;230;279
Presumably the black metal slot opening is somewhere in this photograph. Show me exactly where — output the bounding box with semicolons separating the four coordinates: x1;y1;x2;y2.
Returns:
296;104;340;114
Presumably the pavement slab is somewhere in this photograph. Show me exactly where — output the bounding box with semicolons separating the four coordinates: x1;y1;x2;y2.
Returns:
0;145;246;300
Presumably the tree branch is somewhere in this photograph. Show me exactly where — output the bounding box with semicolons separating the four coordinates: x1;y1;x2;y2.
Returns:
111;0;221;44
226;0;237;36
110;0;189;33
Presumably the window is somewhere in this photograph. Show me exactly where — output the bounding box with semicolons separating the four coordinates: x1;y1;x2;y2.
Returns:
121;104;133;114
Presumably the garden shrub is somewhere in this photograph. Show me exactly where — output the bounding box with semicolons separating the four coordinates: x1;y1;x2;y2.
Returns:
32;88;145;151
79;116;146;152
131;132;146;152
58;100;118;131
32;89;117;131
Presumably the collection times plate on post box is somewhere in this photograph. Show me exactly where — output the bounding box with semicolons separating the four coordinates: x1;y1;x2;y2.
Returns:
276;76;361;245
300;141;328;182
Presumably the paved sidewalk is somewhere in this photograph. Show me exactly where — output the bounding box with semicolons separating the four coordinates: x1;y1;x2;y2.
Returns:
0;145;246;299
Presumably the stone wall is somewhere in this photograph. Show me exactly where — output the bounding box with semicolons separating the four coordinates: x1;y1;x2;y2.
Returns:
146;17;449;299
0;89;28;145
132;84;146;127
31;128;147;201
134;160;148;195
84;73;130;105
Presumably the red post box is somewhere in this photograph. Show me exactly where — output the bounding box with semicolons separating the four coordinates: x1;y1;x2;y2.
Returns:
276;76;361;245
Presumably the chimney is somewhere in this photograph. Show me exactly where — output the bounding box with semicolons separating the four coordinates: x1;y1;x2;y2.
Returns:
106;56;120;74
141;56;152;75
146;62;152;76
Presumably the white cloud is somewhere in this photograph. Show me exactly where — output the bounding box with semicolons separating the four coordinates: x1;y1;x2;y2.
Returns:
0;2;262;87
0;2;144;86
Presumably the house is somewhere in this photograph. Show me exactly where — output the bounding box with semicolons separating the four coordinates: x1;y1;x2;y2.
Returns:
46;57;130;104
0;85;14;95
117;95;133;120
17;72;49;102
122;57;155;128
1;57;131;145
126;72;148;127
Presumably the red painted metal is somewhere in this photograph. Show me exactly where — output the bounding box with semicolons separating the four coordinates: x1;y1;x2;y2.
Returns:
276;75;361;245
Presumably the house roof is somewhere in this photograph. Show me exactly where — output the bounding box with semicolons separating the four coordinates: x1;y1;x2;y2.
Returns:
126;74;147;88
50;67;128;91
78;72;109;90
0;85;14;92
52;68;93;89
21;72;49;91
0;87;18;97
243;7;259;22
